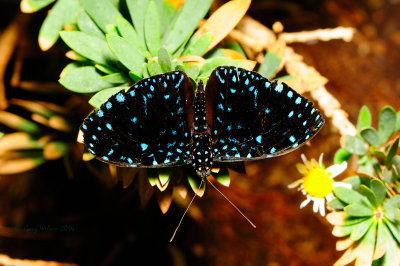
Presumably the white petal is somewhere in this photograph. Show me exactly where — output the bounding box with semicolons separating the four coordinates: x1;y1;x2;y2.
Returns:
318;153;324;166
300;196;312;209
333;182;352;189
326;162;347;178
319;199;326;216
288;179;303;189
301;154;308;164
312;198;319;213
326;193;335;202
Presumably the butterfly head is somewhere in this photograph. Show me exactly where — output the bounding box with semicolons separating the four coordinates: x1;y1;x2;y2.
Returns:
197;80;205;93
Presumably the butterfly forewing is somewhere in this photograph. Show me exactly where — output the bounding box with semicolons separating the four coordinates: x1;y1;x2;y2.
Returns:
206;66;324;161
81;71;195;167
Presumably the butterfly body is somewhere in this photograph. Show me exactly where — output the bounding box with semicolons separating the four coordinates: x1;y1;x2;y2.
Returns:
191;80;213;178
81;66;324;178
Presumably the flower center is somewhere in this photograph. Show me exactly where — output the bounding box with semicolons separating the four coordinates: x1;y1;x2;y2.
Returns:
302;167;334;198
374;206;384;221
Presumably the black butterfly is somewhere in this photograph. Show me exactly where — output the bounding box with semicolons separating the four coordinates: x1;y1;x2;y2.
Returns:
81;66;324;179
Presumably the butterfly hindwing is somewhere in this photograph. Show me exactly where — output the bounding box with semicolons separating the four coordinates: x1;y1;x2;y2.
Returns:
206;66;324;161
81;71;195;167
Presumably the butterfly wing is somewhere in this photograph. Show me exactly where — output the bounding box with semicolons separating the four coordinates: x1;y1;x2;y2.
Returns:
206;66;324;161
81;71;195;167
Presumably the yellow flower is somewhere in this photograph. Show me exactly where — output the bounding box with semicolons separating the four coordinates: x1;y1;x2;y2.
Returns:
289;154;350;216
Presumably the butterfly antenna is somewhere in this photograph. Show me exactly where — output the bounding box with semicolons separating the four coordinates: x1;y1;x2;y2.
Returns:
170;178;204;242
206;177;256;228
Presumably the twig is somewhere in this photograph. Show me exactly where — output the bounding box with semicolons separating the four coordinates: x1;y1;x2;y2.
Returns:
0;254;78;266
279;27;356;43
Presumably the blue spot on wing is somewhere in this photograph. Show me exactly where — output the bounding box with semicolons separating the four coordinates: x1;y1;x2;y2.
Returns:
140;143;148;151
116;93;125;102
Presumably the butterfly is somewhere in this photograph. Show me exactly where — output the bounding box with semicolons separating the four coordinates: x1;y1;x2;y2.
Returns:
80;66;324;179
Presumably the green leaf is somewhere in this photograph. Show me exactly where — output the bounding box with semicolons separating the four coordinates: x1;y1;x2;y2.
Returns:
46;141;70;157
258;50;282;79
382;224;400;266
360;185;378;208
184;33;213;56
0;111;41;135
211;165;231;187
383;166;391;183
334;148;352;164
199;57;231;78
384;207;400;223
345;135;368;155
147;169;158;187
126;0;150;38
345;216;370;226
215;174;230;187
328;198;347;210
115;16;146;53
158;48;171;72
186;65;200;80
393;156;400;178
384;219;400;244
95;63;118;75
38;0;80;51
60;62;85;76
357;105;372;131
106;35;144;76
337;223;362;237
187;175;205;196
345;176;362;189
385;138;399;166
158;168;171;186
350;218;373;241
164;0;213;53
334;186;370;206
345;203;374;217
396;111;400;131
358;158;375;176
172;60;184;71
370;179;386;205
102;73;131;84
147;60;162;76
60;31;116;65
59;66;113;93
273;75;294;82
376;221;390;259
89;86;129;108
360;220;377;246
23;0;55;12
80;0;122;32
157;0;176;35
144;1;161;56
384;195;400;209
360;127;381;147
129;71;142;82
378;106;397;144
105;24;119;35
77;10;104;39
374;150;386;160
142;63;149;78
225;42;246;57
226;60;253;69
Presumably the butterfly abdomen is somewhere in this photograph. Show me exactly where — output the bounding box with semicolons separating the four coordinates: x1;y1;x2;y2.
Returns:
191;81;213;178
